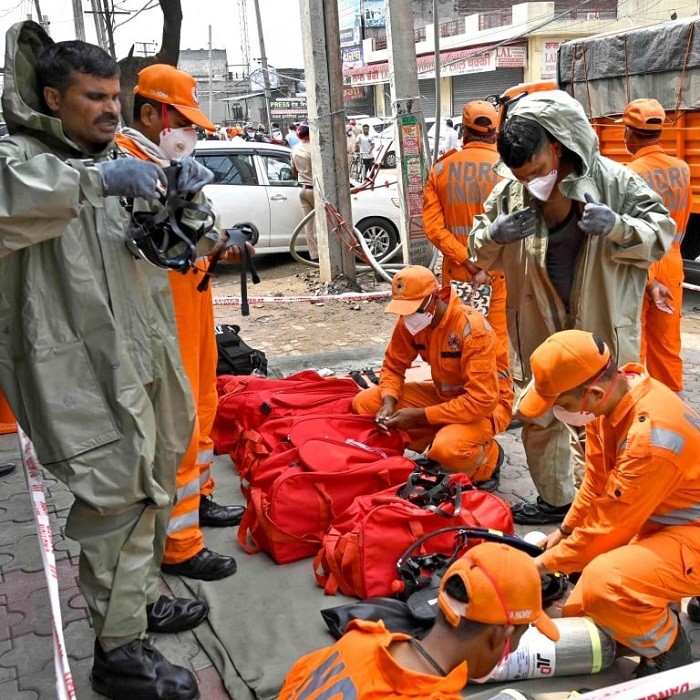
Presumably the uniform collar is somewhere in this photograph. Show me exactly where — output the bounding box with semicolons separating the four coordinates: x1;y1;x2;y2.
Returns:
631;144;665;160
462;141;497;153
375;641;467;695
605;363;650;430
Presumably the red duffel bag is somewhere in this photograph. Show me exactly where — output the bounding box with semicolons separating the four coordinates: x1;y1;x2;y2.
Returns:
238;426;414;564
314;466;514;599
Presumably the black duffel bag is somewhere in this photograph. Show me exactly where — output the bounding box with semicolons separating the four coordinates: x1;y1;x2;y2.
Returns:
215;323;268;376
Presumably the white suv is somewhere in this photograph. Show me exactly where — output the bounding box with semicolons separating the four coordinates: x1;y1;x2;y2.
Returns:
194;140;401;258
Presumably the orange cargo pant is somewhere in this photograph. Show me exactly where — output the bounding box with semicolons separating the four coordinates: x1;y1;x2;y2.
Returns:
352;383;499;479
162;269;219;564
562;526;700;657
0;389;16;435
640;245;684;393
441;267;513;433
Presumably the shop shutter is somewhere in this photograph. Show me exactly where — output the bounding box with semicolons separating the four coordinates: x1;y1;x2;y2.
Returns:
451;67;524;109
419;78;437;116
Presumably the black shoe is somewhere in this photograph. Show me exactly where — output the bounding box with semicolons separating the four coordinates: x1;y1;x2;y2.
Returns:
687;597;700;622
634;623;692;678
0;462;15;477
146;596;209;634
161;548;237;581
512;497;571;525
198;496;245;528
90;638;199;699
474;443;504;493
508;418;524;431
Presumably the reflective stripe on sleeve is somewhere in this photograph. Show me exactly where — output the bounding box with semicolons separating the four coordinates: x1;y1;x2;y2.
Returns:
651;427;685;454
648;503;700;526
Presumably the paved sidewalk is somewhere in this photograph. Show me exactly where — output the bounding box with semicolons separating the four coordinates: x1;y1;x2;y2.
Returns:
1;335;699;698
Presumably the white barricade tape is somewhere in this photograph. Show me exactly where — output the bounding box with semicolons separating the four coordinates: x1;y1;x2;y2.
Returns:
18;427;76;700
212;290;391;306
682;282;700;293
577;660;700;699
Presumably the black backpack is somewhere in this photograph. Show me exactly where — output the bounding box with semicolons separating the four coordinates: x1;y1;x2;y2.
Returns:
215;324;268;376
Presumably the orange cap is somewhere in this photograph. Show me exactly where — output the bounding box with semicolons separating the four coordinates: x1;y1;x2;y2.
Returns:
462;100;498;133
519;330;611;419
134;64;216;132
385;266;439;315
616;98;666;131
438;542;560;641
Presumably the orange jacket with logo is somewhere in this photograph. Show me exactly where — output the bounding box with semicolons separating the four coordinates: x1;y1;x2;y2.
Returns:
541;365;700;574
423;142;500;281
279;620;467;700
379;288;499;426
627;145;691;276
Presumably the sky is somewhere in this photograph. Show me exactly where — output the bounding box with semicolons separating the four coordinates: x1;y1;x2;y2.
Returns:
0;0;305;69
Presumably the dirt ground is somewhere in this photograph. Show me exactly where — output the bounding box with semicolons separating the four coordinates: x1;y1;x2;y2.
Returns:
211;253;700;357
211;253;398;357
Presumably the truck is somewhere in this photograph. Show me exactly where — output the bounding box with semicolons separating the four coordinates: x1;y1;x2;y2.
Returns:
495;17;700;277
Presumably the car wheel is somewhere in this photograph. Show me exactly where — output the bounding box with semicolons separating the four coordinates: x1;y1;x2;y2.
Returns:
384;151;397;169
356;217;399;260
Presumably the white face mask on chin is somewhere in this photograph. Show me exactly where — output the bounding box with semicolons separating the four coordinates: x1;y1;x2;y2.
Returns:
159;126;198;159
525;169;558;201
552;404;596;427
403;310;434;335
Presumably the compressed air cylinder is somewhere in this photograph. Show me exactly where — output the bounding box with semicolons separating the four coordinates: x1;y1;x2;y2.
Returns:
479;617;616;682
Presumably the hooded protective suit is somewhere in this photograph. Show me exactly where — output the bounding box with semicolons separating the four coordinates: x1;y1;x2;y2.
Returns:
0;22;194;650
470;91;674;506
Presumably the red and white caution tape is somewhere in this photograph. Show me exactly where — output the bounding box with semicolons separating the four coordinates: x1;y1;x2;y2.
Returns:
577;660;700;699
18;427;76;700
213;290;391;306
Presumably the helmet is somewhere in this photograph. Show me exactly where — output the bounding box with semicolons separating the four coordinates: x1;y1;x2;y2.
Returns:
125;163;216;273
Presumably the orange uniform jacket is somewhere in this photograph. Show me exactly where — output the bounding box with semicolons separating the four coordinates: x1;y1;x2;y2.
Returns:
627;145;691;392
422;143;513;430
279;620;467;700
379;288;499;426
115;131;217;562
541;365;700;574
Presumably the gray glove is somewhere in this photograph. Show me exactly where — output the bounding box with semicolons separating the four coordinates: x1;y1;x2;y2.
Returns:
176;156;214;195
96;159;166;199
578;193;617;236
489;198;538;244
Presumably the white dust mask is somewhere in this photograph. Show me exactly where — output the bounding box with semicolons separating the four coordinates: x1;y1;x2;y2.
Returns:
525;170;558;201
403;310;434;335
159;126;198;159
552;405;596;427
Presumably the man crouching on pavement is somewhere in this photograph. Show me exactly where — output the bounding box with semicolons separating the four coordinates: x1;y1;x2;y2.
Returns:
0;21;205;699
353;266;504;490
523;330;699;677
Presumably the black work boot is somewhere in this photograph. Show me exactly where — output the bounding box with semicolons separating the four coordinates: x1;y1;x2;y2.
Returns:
511;497;571;525
146;596;209;634
634;623;692;678
91;638;199;699
161;548;237;581
198;496;245;527
687;596;700;622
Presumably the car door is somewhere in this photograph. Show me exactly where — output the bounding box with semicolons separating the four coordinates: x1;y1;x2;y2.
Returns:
194;148;272;248
258;150;306;250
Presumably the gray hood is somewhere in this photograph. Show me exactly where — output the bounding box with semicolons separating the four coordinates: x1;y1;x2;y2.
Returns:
495;89;600;182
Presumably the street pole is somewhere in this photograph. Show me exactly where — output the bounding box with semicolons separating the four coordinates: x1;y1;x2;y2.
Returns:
208;25;214;125
252;0;272;129
71;0;85;41
100;0;116;57
299;0;356;283
386;0;432;266
432;0;441;163
33;0;49;34
89;0;107;49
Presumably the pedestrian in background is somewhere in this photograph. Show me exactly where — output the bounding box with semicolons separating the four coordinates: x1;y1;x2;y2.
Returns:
621;98;692;393
355;123;376;180
290;123;318;260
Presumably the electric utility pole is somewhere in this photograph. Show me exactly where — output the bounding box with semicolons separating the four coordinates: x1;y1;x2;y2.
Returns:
100;0;116;57
33;0;49;33
71;0;86;41
386;0;431;266
299;0;356;283
252;0;272;128
88;0;108;49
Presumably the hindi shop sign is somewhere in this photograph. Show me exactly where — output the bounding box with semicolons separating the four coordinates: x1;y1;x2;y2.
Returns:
270;98;308;117
541;41;562;80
